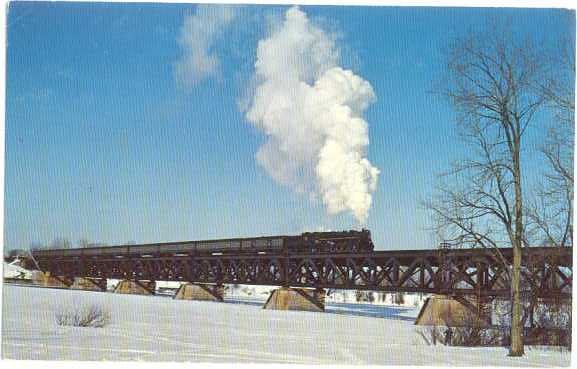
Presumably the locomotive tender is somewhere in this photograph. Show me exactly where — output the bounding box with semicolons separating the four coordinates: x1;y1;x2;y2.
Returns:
32;229;374;259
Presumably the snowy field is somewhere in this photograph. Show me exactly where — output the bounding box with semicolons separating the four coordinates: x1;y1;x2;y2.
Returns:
1;284;571;365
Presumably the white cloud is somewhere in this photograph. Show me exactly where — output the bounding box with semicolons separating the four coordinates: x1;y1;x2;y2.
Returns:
174;5;237;89
245;6;379;224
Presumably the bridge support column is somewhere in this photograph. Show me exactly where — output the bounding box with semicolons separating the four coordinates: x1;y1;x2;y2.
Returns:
173;283;224;302
263;287;326;312
31;271;72;288
414;294;492;327
70;277;107;292
113;280;156;295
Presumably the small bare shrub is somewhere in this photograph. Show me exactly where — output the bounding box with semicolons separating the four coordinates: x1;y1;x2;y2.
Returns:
55;304;111;328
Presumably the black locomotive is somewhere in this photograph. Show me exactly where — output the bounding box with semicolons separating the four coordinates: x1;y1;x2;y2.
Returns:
283;229;374;254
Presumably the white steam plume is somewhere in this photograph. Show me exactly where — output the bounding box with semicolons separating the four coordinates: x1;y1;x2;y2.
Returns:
246;6;379;224
174;5;237;89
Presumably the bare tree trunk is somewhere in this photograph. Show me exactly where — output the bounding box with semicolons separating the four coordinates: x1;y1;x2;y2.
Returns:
510;143;524;356
510;245;524;355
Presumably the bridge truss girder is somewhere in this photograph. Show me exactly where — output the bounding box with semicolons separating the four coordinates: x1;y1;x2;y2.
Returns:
37;247;572;299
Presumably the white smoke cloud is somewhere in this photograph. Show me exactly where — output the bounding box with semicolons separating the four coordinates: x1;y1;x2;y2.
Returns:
174;5;237;89
246;6;379;224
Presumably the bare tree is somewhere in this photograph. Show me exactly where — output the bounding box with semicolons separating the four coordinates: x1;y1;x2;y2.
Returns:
539;38;575;125
5;248;26;260
50;237;72;249
29;241;46;251
77;238;92;248
526;41;574;248
425;29;550;356
526;130;573;248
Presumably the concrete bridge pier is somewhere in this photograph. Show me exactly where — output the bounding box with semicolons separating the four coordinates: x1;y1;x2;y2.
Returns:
173;283;224;302
414;294;492;327
32;271;73;288
70;277;107;292
113;280;156;295
263;287;326;312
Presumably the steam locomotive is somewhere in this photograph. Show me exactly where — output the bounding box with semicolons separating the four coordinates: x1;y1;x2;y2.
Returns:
31;229;374;259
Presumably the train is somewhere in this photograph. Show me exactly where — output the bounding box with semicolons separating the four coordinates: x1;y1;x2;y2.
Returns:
31;229;375;259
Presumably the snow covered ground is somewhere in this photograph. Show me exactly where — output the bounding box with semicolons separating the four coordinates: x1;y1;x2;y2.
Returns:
1;284;571;365
3;261;33;279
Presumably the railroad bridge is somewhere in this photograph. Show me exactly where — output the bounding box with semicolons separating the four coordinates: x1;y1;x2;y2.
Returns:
26;231;572;322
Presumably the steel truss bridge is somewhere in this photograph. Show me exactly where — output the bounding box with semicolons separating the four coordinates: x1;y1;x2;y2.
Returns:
32;246;572;299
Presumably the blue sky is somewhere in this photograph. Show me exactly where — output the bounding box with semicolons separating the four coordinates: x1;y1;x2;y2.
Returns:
4;2;574;251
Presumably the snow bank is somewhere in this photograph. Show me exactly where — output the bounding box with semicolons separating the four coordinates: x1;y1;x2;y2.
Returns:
1;285;570;365
3;261;33;279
